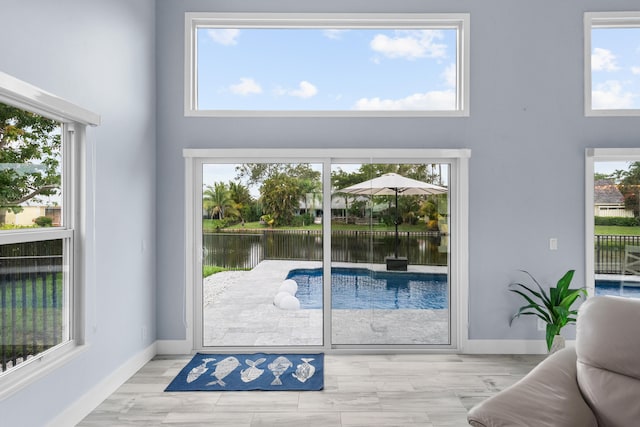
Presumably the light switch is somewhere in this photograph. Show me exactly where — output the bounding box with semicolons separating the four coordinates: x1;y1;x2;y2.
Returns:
549;238;558;250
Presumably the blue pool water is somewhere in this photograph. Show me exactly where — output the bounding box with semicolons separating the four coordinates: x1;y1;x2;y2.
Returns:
285;267;448;310
595;280;640;299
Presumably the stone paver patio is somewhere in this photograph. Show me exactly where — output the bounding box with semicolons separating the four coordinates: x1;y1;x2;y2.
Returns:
204;260;449;347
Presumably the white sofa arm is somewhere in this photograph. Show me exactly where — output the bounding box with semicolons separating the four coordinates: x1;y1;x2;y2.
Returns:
467;347;597;427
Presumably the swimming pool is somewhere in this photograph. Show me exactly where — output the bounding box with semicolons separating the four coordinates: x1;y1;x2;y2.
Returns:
285;267;448;310
595;280;640;299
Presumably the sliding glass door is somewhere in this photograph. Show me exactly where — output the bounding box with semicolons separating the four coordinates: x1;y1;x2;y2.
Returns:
330;162;450;345
199;162;324;347
186;150;468;351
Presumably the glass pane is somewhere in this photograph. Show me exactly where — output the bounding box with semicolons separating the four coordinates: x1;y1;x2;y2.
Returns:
196;27;458;111
0;239;67;373
201;162;323;346
0;102;63;229
591;27;640;110
330;163;450;345
594;161;640;299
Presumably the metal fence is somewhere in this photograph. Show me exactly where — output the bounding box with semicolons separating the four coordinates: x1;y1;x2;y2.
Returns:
203;229;448;269
594;234;640;274
204;231;638;275
0;246;63;373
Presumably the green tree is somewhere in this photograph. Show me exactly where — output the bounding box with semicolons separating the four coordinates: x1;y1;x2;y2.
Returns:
0;103;61;224
236;163;320;187
203;182;239;220
260;172;303;226
616;162;640;217
228;181;253;223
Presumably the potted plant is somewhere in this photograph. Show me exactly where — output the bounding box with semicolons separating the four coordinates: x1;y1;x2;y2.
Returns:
509;269;587;352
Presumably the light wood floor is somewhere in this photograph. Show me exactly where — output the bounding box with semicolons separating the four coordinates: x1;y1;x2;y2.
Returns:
78;353;543;427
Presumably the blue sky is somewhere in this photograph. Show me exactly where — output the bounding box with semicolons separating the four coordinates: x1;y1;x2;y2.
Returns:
591;27;640;109
196;28;457;111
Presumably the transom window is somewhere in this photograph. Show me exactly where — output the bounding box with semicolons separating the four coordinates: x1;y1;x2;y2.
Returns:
185;13;470;117
585;12;640;116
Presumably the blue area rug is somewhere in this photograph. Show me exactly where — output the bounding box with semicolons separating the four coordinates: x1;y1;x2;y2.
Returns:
165;353;324;391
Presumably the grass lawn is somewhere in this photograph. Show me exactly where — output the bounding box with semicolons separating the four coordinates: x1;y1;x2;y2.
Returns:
595;226;640;236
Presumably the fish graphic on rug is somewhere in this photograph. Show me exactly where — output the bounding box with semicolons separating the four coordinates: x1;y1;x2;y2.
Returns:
292;358;316;383
240;358;267;383
268;356;293;385
186;357;216;383
206;356;240;387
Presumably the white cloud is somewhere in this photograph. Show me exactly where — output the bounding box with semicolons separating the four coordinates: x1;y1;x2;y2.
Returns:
592;48;620;72
442;63;457;88
370;30;446;60
353;90;456;111
632;66;640;75
274;81;318;99
323;29;348;40
229;78;262;96
207;29;240;46
592;80;635;109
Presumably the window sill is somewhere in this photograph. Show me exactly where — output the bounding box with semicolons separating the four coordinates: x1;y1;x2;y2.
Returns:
0;342;89;401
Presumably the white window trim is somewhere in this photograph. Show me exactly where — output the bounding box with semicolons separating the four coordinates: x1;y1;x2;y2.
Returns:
584;11;640;117
0;72;99;400
183;148;470;352
184;13;470;118
585;148;640;298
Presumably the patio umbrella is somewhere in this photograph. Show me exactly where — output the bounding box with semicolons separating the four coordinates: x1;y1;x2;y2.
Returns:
338;172;447;264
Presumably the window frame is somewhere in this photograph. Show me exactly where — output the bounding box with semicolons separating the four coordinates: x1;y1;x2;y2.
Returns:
584;11;640;117
0;72;99;399
184;13;470;117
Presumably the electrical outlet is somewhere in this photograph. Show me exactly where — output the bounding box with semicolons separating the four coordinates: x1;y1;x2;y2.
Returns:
141;326;147;343
537;318;546;331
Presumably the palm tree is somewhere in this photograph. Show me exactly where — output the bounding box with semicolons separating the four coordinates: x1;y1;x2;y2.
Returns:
228;181;252;223
203;182;239;220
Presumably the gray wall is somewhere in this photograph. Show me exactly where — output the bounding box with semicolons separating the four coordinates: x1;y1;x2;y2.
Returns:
156;0;640;342
0;1;156;425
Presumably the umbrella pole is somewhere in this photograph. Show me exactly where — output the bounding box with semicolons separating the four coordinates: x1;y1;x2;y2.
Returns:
394;189;399;259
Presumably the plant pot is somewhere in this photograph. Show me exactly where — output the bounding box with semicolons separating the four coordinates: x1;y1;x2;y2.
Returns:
549;335;565;354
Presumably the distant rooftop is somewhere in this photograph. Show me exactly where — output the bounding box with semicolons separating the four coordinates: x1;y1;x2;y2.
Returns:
595;179;624;204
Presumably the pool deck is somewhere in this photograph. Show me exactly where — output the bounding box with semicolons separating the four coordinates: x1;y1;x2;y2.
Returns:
203;260;449;347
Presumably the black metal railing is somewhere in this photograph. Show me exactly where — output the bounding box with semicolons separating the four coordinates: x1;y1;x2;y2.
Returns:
203;229;448;269
594;234;640;275
0;241;64;373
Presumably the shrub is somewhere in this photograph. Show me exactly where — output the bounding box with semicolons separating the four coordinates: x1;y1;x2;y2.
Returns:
291;213;314;227
594;216;639;226
34;216;53;227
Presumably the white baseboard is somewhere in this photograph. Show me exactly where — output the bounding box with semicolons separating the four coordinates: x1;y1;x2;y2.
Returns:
48;342;157;427
464;339;575;354
155;338;577;355
156;339;192;355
